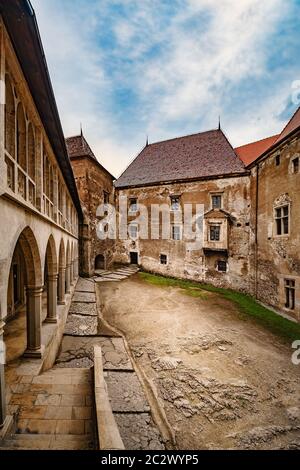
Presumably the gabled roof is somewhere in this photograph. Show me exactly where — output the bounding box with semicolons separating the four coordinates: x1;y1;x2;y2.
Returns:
235;135;279;166
115;129;247;188
0;0;82;217
66;134;115;180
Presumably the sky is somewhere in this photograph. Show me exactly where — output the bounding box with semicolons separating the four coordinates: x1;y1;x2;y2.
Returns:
31;0;300;177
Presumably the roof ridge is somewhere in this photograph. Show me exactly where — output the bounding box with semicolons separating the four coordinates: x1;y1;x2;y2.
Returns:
148;128;221;147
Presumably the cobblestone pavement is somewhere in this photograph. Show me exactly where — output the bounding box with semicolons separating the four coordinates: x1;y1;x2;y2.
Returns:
98;275;300;450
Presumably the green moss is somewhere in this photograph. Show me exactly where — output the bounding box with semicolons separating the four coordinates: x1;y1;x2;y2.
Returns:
139;272;300;342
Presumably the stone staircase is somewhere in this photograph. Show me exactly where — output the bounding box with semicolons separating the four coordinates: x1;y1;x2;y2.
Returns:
1;367;95;450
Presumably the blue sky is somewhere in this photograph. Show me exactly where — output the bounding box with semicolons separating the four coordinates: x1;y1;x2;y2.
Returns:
32;0;300;176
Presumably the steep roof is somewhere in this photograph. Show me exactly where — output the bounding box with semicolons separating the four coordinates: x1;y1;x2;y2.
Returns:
66;134;115;180
0;0;82;217
235;134;279;166
274;106;300;145
115;129;246;188
66;134;98;161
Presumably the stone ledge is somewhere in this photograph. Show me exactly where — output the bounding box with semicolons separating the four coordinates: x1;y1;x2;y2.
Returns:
93;345;124;450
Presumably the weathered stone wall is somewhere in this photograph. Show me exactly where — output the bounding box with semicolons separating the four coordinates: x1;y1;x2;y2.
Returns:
70;156;115;276
251;131;300;320
114;175;251;292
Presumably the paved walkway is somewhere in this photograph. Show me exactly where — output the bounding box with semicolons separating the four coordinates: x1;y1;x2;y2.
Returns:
1;266;164;450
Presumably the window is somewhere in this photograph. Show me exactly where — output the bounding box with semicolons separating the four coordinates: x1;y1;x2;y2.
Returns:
170;196;180;211
129;224;138;239
292;157;299;174
275;155;280;166
217;260;227;272
160;254;167;265
210;225;220;241
275;205;289;235
285;279;295;310
172;225;181;240
212;195;222;209
103;191;109;204
129;198;138;213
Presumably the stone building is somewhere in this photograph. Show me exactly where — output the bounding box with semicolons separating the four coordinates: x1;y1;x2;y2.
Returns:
66;133;115;276
0;1;82;429
237;109;300;321
114;129;252;292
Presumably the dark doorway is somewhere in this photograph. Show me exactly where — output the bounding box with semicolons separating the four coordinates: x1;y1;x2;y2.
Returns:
13;263;19;304
130;252;138;265
95;254;105;270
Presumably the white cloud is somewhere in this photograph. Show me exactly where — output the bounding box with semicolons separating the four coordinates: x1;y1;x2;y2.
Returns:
31;0;297;176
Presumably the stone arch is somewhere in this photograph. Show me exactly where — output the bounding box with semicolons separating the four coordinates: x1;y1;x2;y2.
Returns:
28;122;35;181
5;74;15;158
44;235;58;323
6;226;43;357
58;239;66;304
58;239;66;269
95;254;105;270
16;102;26;171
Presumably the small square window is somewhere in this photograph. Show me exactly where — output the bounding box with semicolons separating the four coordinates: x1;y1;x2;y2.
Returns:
212;195;222;209
217;260;227;272
172;225;181;240
275;155;280;166
160;254;167;265
129;198;138;213
210;225;220;241
170;196;180;211
292;157;299;174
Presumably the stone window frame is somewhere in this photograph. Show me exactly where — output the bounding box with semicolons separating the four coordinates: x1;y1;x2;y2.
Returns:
128;222;138;240
170;195;181;212
274;203;290;237
129;197;138;214
209;224;221;242
210;192;223;210
284;278;295;311
103;191;110;204
216;260;227;273
171;224;182;241
292;155;299;174
160;254;168;265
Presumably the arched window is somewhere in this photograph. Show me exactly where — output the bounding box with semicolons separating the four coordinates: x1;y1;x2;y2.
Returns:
16;103;26;171
5;75;15;158
28;123;35;181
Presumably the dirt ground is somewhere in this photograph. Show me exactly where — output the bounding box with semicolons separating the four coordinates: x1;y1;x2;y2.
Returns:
97;274;300;450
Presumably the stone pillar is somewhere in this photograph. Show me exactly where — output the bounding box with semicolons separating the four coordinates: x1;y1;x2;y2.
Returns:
58;267;66;305
0;321;6;428
66;264;71;294
24;286;43;358
74;258;79;278
45;274;58;323
70;261;74;285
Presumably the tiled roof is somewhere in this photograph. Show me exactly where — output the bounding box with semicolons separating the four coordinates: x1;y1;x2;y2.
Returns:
274;106;300;145
235;135;279;166
115;129;246;188
66;134;97;161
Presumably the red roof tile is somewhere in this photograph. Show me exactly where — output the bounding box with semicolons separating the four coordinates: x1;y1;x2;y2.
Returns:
235;134;279;166
115;129;246;188
274;106;300;145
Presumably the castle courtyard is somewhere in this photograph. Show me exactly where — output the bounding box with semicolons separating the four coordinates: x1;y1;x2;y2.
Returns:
98;274;300;450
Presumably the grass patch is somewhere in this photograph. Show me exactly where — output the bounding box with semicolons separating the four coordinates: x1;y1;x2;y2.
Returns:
139;272;300;342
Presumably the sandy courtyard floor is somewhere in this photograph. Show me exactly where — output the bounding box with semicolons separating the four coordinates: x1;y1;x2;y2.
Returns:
97;274;300;450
